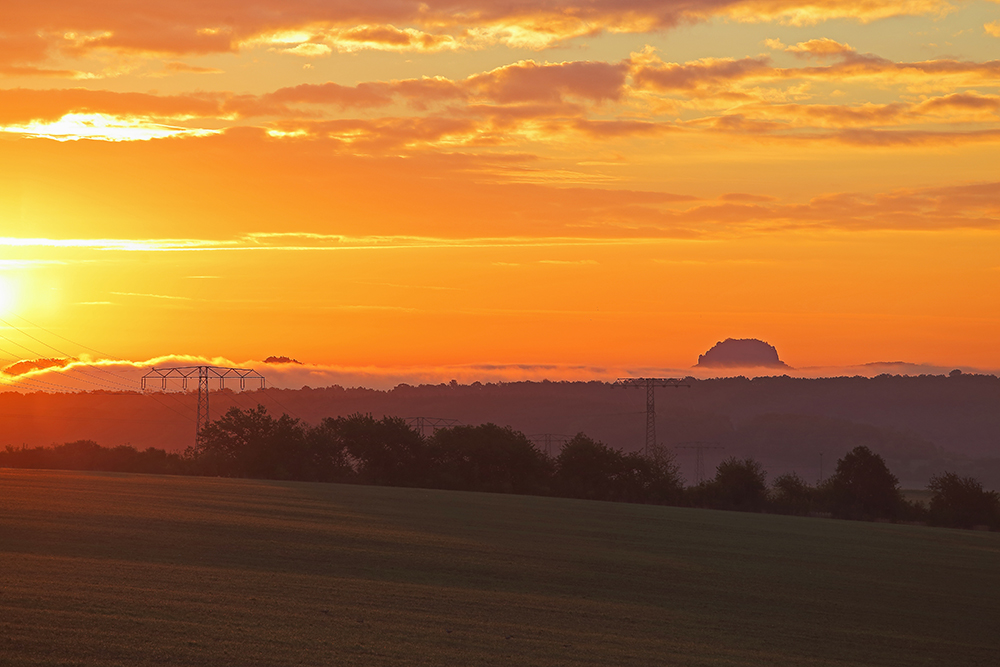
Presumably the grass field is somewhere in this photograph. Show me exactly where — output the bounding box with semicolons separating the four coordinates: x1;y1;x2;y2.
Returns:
1;470;998;666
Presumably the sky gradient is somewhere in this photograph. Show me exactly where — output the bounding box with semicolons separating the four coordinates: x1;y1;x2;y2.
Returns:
1;0;999;388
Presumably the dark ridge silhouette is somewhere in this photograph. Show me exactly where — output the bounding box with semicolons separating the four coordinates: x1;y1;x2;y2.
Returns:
264;356;302;365
696;338;788;368
3;357;74;376
2;375;999;489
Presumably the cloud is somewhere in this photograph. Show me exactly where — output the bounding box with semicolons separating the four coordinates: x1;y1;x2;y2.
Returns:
0;112;221;141
110;292;193;301
163;61;223;74
1;0;961;76
987;21;1000;38
323;25;462;53
566;118;672;138
3;45;998;147
720;193;778;202
267;59;626;112
0;237;233;251
632;53;774;93
785;37;856;59
469;60;629;104
0;88;233;125
915;92;1000;113
632;46;1000;96
266;81;400;109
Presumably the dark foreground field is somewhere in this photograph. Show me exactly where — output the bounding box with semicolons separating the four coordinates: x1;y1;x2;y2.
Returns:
1;470;997;666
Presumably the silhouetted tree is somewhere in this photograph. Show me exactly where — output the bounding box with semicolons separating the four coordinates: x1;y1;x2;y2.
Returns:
825;446;902;521
431;424;551;494
326;413;427;487
304;417;357;483
708;457;768;512
191;405;307;479
555;433;625;501
769;472;813;515
615;445;684;504
0;441;187;474
927;472;999;530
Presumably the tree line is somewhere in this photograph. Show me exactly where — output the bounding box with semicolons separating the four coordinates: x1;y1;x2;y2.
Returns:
2;405;997;531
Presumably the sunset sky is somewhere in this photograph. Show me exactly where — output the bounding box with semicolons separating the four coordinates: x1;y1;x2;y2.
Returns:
1;0;999;389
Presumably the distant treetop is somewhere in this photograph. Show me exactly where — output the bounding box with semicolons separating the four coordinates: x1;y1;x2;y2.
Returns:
263;356;303;365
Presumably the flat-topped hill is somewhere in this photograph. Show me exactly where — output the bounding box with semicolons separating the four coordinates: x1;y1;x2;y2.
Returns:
696;337;789;368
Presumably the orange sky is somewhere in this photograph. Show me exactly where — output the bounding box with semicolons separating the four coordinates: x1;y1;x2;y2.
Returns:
1;0;999;388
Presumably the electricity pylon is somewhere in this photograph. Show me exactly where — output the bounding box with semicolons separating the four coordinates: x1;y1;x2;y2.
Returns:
676;441;724;484
614;377;690;455
527;433;574;457
141;365;265;443
405;417;463;437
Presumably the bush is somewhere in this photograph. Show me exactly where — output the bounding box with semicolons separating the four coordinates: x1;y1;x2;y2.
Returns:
927;472;1000;530
769;472;813;515
703;457;768;512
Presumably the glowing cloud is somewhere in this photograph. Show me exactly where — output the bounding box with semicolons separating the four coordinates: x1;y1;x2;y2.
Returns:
0;113;220;141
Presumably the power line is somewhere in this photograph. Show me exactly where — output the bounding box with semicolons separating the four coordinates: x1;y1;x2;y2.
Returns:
0;313;198;421
141;366;265;445
613;378;690;455
675;441;725;485
261;388;306;422
9;312;118;359
0;316;145;391
527;433;574;457
405;416;463;437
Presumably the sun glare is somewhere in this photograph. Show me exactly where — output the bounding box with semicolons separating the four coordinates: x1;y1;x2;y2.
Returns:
0;276;16;314
0;113;220;142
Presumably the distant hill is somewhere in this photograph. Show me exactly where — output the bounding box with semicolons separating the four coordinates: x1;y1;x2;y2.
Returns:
1;375;998;489
696;338;789;368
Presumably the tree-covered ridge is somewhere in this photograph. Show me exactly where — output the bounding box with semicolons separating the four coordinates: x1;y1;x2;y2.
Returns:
2;374;1000;490
3;405;997;531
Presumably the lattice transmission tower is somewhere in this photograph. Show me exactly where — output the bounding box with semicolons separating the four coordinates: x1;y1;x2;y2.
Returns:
405;417;463;437
613;377;690;454
676;441;725;484
527;433;574;457
141;365;265;443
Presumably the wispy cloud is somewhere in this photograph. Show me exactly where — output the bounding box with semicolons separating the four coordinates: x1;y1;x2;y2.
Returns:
0;237;232;251
355;281;463;291
110;292;192;301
